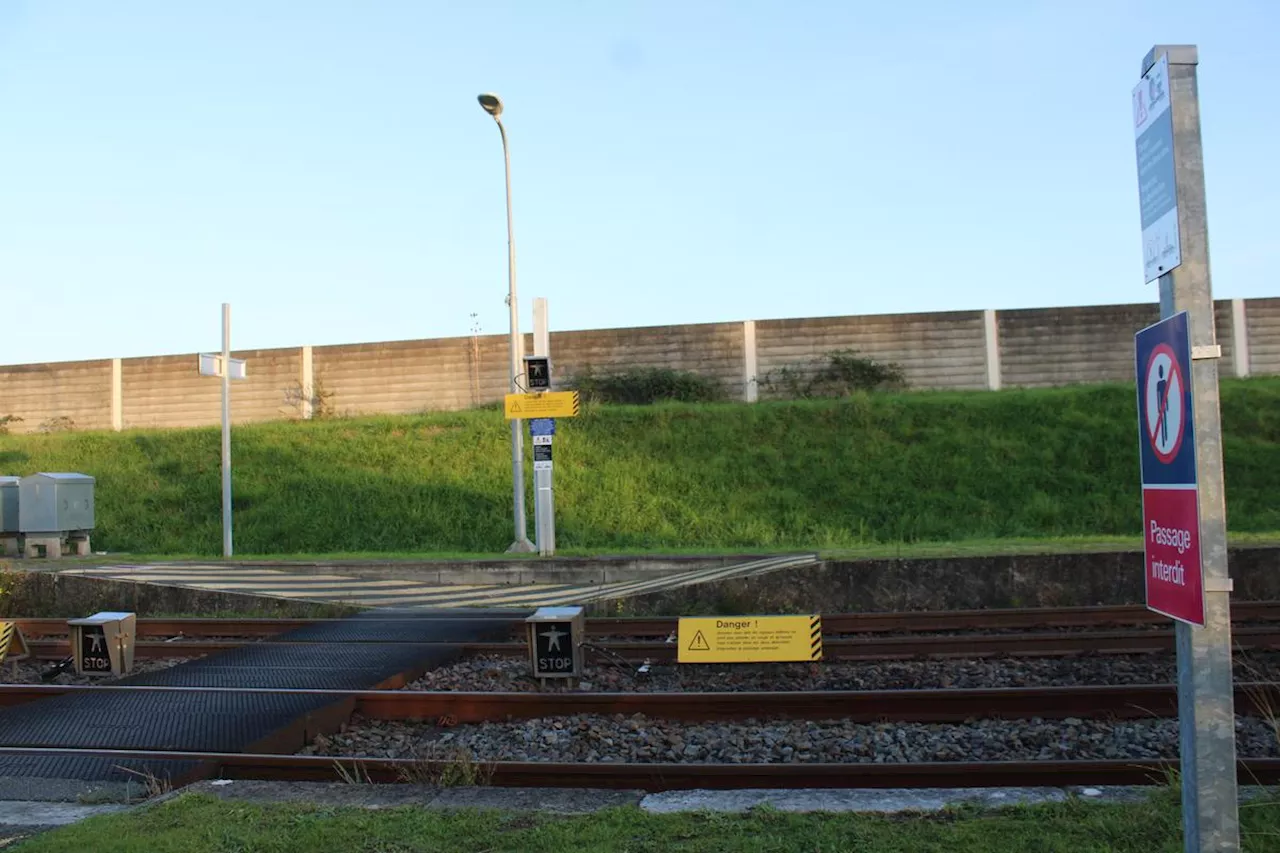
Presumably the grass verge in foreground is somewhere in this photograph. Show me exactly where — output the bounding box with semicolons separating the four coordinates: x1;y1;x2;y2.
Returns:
13;792;1280;853
2;378;1280;555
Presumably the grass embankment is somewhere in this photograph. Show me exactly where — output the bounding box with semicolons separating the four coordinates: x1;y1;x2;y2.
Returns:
2;380;1279;556
14;792;1280;853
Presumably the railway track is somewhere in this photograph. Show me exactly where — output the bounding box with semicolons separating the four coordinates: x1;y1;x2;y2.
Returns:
11;601;1280;643
3;681;1279;721
18;623;1280;662
5;607;1280;794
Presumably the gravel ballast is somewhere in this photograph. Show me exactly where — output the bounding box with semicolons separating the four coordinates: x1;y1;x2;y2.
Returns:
302;713;1280;764
0;657;192;685
406;652;1280;693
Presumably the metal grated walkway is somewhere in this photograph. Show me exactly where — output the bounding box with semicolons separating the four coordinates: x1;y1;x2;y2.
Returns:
0;608;525;784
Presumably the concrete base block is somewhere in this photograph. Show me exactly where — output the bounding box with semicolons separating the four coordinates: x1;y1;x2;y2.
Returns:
23;537;63;560
19;532;90;560
0;536;17;557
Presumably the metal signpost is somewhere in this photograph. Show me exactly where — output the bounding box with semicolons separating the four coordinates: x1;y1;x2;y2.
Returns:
1133;45;1238;852
530;297;555;556
199;303;247;558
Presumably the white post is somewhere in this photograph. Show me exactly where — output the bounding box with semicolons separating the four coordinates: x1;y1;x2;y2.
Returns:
110;358;123;431
1142;44;1239;853
743;320;759;402
221;303;233;558
1230;299;1249;378
982;309;1002;391
300;345;315;419
532;297;555;556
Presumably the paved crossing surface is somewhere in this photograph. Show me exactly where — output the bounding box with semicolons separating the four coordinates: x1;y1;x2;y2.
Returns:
59;555;820;609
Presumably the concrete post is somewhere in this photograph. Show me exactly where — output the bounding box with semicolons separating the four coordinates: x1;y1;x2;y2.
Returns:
221;304;233;558
982;309;1002;391
1144;43;1239;853
110;358;123;431
743;320;759;402
300;345;314;419
1230;299;1249;378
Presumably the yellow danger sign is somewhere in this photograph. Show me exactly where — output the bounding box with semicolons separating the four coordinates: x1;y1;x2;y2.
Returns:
0;621;30;665
504;391;580;420
677;615;822;663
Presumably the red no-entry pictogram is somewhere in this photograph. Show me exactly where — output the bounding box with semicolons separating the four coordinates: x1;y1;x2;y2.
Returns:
1143;342;1186;464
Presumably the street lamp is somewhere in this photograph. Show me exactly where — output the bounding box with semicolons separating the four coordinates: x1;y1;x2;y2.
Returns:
478;92;535;553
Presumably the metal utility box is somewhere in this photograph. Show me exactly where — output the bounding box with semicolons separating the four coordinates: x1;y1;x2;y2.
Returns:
0;477;18;534
67;612;136;676
526;606;585;679
19;472;95;534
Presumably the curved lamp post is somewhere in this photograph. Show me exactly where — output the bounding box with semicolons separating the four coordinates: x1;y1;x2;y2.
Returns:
478;92;534;552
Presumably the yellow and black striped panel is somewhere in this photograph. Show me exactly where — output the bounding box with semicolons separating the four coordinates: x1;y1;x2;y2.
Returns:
809;615;823;660
0;621;15;664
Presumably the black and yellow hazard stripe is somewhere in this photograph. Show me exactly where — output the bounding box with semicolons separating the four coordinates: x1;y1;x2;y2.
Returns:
809;615;823;660
0;621;15;665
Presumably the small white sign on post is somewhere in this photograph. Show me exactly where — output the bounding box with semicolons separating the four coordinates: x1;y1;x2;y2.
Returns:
1133;53;1181;283
198;353;247;379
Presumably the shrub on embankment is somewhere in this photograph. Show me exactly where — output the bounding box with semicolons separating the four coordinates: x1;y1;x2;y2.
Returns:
1;379;1278;555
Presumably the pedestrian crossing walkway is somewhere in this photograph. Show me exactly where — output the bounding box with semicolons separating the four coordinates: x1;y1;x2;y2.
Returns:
58;554;820;609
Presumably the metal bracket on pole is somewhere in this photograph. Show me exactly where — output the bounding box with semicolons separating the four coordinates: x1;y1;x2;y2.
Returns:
1203;578;1234;593
1191;345;1222;360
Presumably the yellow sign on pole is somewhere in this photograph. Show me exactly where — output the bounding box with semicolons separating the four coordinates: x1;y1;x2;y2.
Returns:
0;621;30;665
504;391;580;420
677;615;822;663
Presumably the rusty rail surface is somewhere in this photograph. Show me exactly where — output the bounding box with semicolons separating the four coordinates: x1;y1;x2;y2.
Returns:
3;682;1278;723
12;601;1280;642
0;746;1276;790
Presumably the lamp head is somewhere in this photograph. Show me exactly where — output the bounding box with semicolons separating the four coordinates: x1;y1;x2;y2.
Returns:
477;93;503;117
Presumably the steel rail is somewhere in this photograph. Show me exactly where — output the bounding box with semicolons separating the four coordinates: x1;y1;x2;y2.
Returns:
17;624;1280;663
2;682;1277;722
0;746;1276;790
11;601;1280;642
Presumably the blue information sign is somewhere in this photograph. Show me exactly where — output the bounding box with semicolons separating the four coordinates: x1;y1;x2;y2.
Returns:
1133;54;1182;283
529;418;556;437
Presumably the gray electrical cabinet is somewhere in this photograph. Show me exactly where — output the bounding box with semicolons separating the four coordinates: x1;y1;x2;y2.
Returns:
0;477;18;534
19;473;95;534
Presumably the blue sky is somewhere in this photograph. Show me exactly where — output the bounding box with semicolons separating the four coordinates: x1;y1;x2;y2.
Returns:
1;1;1276;365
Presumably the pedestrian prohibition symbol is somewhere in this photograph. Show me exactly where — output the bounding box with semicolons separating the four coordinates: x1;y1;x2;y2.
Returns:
1143;341;1187;463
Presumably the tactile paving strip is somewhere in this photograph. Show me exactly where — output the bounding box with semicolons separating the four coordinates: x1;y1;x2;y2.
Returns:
0;608;525;783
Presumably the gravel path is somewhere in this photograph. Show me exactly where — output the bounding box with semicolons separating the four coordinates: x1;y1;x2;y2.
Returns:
407;652;1280;693
0;657;191;685
302;713;1280;764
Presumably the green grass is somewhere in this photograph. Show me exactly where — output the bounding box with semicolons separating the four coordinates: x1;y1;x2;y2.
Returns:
3;379;1280;556
13;792;1280;852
